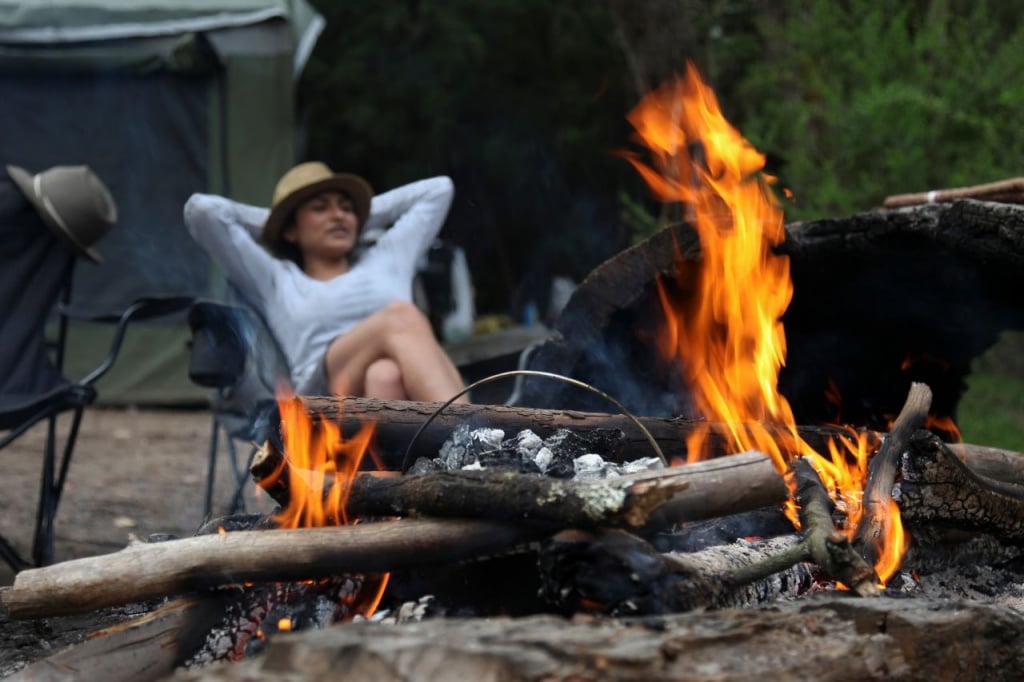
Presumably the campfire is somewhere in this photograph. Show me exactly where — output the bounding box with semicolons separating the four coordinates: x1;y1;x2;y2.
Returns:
5;64;1024;680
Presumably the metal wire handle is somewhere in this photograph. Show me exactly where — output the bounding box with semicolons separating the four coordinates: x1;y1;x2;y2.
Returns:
400;369;667;472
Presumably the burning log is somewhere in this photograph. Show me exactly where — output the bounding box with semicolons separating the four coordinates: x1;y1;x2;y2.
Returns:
539;456;878;616
538;529;813;615
722;457;876;597
299;395;855;467
0;519;553;620
853;381;931;566
252;445;787;529
296;396;1021;487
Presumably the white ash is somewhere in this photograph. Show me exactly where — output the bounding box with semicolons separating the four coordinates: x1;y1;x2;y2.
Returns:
437;424;506;469
573;453;664;481
353;595;438;625
416;425;636;477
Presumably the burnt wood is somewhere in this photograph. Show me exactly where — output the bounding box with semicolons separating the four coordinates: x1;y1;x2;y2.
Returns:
253;439;787;529
901;430;1024;541
518;200;1024;430
853;382;932;565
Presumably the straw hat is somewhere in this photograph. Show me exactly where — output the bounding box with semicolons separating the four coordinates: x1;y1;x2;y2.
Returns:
263;161;373;256
7;164;117;264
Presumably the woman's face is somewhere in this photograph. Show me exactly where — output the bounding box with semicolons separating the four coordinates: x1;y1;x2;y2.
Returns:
283;191;360;261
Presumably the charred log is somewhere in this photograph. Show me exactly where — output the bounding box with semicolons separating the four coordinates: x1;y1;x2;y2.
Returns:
518;200;1024;429
253;443;787;530
853;382;932;566
901;430;1024;542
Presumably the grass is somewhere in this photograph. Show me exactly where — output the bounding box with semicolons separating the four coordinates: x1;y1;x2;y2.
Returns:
957;332;1024;452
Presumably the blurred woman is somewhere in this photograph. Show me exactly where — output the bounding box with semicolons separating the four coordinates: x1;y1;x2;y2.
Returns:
185;161;467;402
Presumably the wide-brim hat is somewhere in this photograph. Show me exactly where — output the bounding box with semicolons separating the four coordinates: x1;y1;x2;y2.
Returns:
7;164;117;264
263;161;373;256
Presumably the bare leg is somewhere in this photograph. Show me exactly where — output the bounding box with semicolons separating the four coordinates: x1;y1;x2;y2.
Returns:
364;358;409;400
325;301;468;403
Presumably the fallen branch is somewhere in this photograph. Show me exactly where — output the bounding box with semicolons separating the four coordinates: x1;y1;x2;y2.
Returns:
0;519;555;620
853;382;932;565
726;457;878;596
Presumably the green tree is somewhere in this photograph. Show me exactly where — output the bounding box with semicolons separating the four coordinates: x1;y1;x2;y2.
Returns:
733;0;1024;220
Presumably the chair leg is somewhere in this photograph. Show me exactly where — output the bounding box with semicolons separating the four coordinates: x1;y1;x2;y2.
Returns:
32;414;59;567
227;443;260;515
204;414;221;519
30;406;85;568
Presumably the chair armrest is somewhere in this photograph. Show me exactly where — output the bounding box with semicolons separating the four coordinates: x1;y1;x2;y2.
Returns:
77;296;197;386
59;295;194;323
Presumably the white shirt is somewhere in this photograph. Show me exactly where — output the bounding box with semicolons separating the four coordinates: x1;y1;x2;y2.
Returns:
184;176;454;393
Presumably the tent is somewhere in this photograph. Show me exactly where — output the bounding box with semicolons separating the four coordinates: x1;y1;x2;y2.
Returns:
0;0;323;404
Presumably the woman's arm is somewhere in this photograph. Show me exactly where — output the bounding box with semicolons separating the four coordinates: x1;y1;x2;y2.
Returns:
183;193;281;300
365;176;455;263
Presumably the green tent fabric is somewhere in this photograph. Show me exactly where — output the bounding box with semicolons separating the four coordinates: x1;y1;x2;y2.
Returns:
0;0;323;405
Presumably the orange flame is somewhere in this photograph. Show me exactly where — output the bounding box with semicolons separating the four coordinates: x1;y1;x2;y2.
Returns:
266;386;389;617
627;63;907;584
271;389;376;529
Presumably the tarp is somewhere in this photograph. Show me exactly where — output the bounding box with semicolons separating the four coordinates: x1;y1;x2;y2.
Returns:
0;0;323;404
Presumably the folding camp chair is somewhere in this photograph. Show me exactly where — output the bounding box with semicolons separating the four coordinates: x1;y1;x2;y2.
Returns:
0;179;192;570
188;295;289;518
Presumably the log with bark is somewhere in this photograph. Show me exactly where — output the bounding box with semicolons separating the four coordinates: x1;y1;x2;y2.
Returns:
0;519;554;620
252;444;788;529
901;430;1024;542
295;396;1024;488
165;599;1024;682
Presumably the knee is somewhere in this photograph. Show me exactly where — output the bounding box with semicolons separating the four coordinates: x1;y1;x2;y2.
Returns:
365;358;405;398
380;301;432;336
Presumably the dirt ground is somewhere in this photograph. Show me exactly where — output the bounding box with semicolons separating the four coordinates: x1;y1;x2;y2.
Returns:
0;408;275;587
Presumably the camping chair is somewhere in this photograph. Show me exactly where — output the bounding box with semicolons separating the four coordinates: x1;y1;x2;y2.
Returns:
0;182;192;570
188;295;289;518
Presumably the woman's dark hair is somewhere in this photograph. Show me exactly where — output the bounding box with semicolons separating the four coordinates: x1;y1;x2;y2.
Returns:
274;191;363;270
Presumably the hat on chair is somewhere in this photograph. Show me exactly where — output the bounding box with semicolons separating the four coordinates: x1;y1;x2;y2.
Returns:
6;164;117;264
263;161;373;258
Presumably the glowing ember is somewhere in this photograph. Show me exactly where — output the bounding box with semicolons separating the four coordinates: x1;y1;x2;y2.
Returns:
626;62;908;585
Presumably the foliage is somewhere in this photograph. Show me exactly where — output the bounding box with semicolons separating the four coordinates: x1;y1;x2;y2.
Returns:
732;0;1024;220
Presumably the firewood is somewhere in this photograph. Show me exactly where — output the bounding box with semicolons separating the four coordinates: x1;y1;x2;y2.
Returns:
853;382;932;566
0;519;554;620
726;457;878;596
297;396;1024;487
10;596;223;681
900;430;1024;541
298;395;855;467
538;529;812;615
252;445;787;529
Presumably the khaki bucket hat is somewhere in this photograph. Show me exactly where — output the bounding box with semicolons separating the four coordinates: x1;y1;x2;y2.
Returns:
7;164;117;264
263;161;373;257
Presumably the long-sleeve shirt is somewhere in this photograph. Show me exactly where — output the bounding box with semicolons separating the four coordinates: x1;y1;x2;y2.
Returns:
184;176;454;394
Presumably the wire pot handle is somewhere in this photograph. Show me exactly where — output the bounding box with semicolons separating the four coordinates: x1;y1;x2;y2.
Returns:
401;369;667;472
